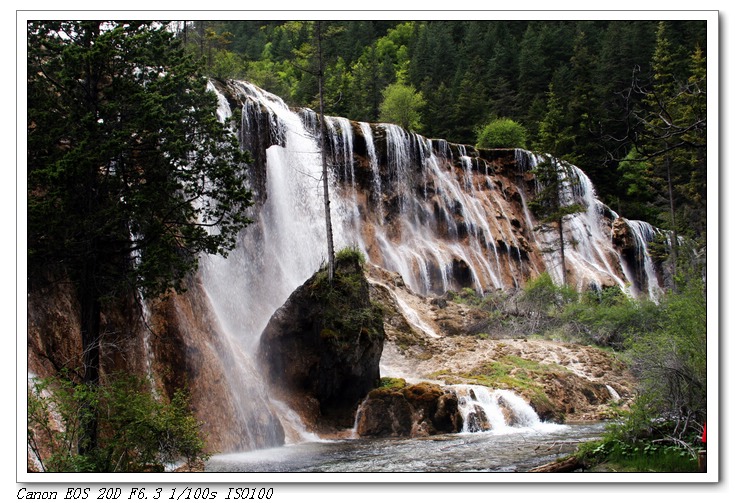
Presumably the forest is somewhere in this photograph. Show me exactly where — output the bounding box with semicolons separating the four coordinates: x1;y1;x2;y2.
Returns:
175;19;707;246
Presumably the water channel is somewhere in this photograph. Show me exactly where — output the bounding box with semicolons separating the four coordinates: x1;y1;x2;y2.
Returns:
206;421;606;473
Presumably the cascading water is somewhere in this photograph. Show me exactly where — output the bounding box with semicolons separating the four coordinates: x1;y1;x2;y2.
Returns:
515;150;665;296
193;79;664;453
453;385;565;434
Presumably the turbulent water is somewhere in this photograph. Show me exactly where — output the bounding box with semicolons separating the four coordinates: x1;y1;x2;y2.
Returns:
206;422;606;473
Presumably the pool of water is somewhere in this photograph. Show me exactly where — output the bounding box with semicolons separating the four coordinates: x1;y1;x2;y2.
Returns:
206;422;607;473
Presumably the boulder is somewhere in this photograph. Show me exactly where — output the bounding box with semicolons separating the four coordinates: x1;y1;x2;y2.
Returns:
355;382;463;437
258;252;385;430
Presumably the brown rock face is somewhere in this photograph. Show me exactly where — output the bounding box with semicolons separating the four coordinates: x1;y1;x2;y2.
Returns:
355;382;463;437
147;279;285;453
258;253;385;431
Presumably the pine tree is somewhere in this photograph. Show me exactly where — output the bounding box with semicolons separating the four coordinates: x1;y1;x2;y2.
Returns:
27;21;253;451
529;84;583;286
626;22;708;282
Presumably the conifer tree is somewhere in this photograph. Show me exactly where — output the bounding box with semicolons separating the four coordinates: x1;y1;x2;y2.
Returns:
28;21;253;451
529;84;583;286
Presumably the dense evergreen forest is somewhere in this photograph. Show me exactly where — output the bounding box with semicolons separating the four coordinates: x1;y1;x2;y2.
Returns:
173;19;707;246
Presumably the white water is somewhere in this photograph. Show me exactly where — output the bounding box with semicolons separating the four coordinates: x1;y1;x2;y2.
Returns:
453;385;566;435
194;80;662;451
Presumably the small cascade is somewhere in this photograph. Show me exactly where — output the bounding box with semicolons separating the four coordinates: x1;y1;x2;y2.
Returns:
270;400;325;444
453;385;564;434
620;219;665;300
359;122;384;224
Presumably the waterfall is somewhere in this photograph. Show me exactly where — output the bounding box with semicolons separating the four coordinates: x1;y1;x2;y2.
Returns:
188;80;665;451
200;81;348;351
620;219;665;300
206;84;664;308
197;81;347;451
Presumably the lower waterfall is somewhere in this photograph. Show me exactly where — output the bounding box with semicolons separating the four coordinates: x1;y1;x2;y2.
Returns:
454;385;564;434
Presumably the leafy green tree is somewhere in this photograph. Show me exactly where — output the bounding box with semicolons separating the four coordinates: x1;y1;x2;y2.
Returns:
476;118;528;149
378;82;426;131
616;146;660;224
27;21;253;452
28;373;207;472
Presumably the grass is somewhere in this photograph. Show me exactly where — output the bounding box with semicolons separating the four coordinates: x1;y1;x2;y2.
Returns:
463;355;565;392
579;438;700;472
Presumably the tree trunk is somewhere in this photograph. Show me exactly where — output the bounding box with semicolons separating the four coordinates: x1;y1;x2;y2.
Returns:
316;21;335;282
529;456;583;473
555;162;567;286
665;153;678;288
558;216;567;286
78;267;101;455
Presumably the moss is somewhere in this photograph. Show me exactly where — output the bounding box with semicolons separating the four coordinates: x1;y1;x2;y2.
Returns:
403;382;443;403
307;250;384;346
378;377;407;390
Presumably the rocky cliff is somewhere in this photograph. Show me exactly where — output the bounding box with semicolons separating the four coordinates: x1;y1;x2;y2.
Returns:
258;251;385;432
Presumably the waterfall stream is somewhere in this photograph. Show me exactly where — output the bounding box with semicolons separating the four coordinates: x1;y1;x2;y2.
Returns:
190;80;660;456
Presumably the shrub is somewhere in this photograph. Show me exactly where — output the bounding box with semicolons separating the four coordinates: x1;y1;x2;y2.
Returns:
28;372;207;472
476;118;528;149
561;287;660;348
518;272;577;316
335;246;366;266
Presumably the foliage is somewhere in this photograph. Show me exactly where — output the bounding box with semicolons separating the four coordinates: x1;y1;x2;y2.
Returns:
625;278;707;436
27;20;253;453
378;82;426;131
572;276;706;472
517;272;577;317
310;248;383;343
578;436;699;472
561;287;660;348
476;118;528;149
28;373;207;472
28;21;253;298
335;246;366;266
624;22;707;241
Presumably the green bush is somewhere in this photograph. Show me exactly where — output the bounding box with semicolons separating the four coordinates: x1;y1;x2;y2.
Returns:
476;118;528;149
28;372;207;472
625;279;707;435
335;245;366;265
579;436;699;472
561;287;660;348
518;272;577;316
575;278;707;472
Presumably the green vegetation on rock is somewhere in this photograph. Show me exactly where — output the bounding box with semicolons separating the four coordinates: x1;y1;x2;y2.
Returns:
378;377;408;390
311;248;383;344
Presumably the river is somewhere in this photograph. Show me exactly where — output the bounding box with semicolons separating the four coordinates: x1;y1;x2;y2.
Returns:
205;421;606;473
